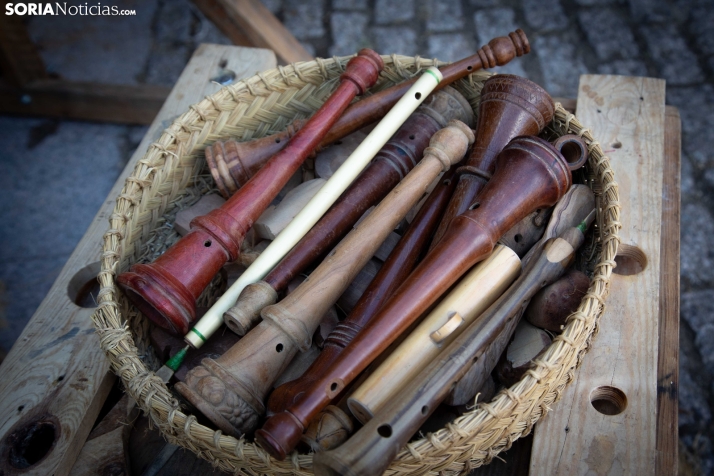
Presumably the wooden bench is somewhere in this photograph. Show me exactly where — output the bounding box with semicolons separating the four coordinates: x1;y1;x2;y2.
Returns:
0;44;679;475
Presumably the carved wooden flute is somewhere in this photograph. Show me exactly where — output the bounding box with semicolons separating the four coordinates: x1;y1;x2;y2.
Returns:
312;222;588;476
184;67;444;348
252;135;574;457
175;121;474;438
346;244;521;424
117;49;383;336
205;30;530;197
223;87;473;337
266;165;460;417
429;74;555;248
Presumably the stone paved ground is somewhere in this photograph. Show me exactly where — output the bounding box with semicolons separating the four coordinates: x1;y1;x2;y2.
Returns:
1;0;713;471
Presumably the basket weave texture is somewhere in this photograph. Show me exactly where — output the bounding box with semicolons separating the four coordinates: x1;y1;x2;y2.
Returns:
92;54;621;475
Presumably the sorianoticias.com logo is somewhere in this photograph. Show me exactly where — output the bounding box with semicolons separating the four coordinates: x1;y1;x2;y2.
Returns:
5;3;136;15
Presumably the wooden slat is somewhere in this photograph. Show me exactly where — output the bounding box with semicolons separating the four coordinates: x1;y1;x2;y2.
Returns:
0;44;276;476
0;13;47;87
0;79;171;125
209;0;314;64
656;105;680;475
529;75;666;474
191;0;254;47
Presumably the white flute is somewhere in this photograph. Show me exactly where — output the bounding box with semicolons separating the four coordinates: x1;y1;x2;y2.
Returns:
185;67;444;349
347;244;521;423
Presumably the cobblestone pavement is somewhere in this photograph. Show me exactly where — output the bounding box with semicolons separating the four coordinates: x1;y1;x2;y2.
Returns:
1;0;713;471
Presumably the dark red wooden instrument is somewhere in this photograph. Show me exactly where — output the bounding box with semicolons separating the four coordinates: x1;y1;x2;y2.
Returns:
223;87;474;335
265;166;459;419
253;135;573;459
429;74;555;247
117;49;384;335
204;30;530;198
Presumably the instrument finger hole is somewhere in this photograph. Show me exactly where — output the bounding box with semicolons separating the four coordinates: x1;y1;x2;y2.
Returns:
378;424;392;438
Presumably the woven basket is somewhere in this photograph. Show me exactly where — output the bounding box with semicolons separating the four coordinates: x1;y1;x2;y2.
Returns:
92;54;620;474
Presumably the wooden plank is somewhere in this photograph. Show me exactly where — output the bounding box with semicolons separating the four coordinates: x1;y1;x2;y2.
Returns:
211;0;314;64
0;79;171;125
191;0;254;47
529;75;666;474
0;13;47;87
656;105;680;475
71;395;138;476
0;44;276;476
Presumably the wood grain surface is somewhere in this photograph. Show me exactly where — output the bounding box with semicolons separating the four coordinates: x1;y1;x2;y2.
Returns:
529;75;666;475
655;105;680;475
0;44;276;476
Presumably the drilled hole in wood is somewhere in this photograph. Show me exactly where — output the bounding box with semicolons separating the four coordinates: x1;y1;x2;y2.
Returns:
590;386;627;415
330;382;338;392
421;405;429;415
276;343;283;353
613;244;647;276
204;240;212;247
6;416;60;469
67;261;101;308
415;92;422;100
514;234;522;243
211;69;236;86
377;424;392;438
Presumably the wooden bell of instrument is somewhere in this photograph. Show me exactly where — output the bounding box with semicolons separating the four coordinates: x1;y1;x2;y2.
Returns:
265;165;460;417
204;30;530;198
116;49;384;335
254;135;573;460
175;121;474;438
223;86;474;336
429;74;555;247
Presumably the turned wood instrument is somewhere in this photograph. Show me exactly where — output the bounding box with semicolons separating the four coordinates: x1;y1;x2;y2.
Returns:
346;244;521;424
429;74;555;248
117;49;383;335
223;86;474;336
253;134;574;460
184;67;443;348
440;184;595;407
175;121;474;438
204;30;530;197
312;222;589;476
266;165;461;417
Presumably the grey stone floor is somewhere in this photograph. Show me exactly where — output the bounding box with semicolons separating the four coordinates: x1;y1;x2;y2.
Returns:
0;0;712;471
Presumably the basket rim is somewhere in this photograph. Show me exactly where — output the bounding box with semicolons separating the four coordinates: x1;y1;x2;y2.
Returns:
91;54;621;474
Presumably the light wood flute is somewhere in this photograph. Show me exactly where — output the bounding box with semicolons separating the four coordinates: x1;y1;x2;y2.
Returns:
184;67;444;349
346;244;521;424
312;222;589;476
175;120;475;437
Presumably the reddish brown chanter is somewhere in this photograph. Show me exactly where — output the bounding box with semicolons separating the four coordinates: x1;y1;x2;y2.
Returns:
428;74;555;248
204;30;531;198
255;135;574;460
265;166;460;417
117;49;384;336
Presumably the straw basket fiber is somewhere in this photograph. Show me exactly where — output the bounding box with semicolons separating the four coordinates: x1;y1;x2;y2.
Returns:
92;54;620;474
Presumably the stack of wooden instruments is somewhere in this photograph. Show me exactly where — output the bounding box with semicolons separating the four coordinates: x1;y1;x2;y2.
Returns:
118;29;599;475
